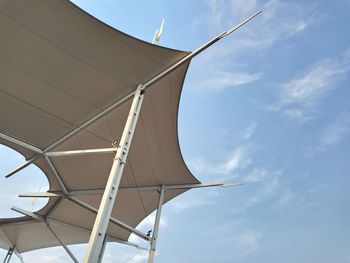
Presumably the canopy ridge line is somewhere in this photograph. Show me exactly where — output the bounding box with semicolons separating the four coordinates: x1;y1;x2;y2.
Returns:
3;10;262;179
0;227;24;263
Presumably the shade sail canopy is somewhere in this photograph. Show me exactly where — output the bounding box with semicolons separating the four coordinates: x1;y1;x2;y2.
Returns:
0;0;199;253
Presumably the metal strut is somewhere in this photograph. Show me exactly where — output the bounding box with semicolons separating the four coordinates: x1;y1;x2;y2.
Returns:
83;84;145;262
0;227;24;263
3;247;14;263
148;185;166;263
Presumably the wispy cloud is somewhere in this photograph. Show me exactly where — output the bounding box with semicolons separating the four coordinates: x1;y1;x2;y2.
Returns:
268;49;350;120
197;71;261;90
242;168;282;207
204;221;262;259
273;183;328;213
189;0;317;92
319;112;350;150
23;247;78;263
241;122;258;140
103;247;148;263
304;111;350;157
168;194;213;213
192;0;316;54
190;144;253;178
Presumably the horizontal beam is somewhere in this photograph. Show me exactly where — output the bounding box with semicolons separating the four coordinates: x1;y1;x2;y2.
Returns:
19;182;242;198
66;197;150;241
45;148;116;157
19;192;62;198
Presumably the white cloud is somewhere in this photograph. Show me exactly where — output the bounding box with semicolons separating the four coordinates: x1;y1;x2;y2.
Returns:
193;0;316;53
233;230;262;256
242;168;282;208
168;193;214;213
205;221;262;259
218;230;262;258
198;71;261;90
102;246;148;263
190;144;253;178
241;122;258;140
269;49;350;120
23;247;74;263
189;0;317;92
273;183;328;213
319;112;350;150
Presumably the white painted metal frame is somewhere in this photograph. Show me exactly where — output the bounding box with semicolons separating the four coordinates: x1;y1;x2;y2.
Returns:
148;185;165;263
45;148;116;157
3;247;14;263
0;227;23;263
84;84;145;262
11;207;78;263
2;11;262;263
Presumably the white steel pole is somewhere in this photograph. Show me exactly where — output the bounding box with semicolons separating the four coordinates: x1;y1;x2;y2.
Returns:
97;235;107;263
148;185;166;263
83;84;144;262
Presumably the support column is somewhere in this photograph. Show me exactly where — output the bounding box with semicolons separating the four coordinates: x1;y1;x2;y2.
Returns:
148;185;166;263
97;235;107;263
3;247;13;263
84;84;144;262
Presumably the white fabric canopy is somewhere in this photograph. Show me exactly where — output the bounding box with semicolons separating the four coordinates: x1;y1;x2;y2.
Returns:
0;0;199;253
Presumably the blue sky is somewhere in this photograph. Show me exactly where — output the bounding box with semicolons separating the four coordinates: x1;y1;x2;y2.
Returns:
1;0;350;262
